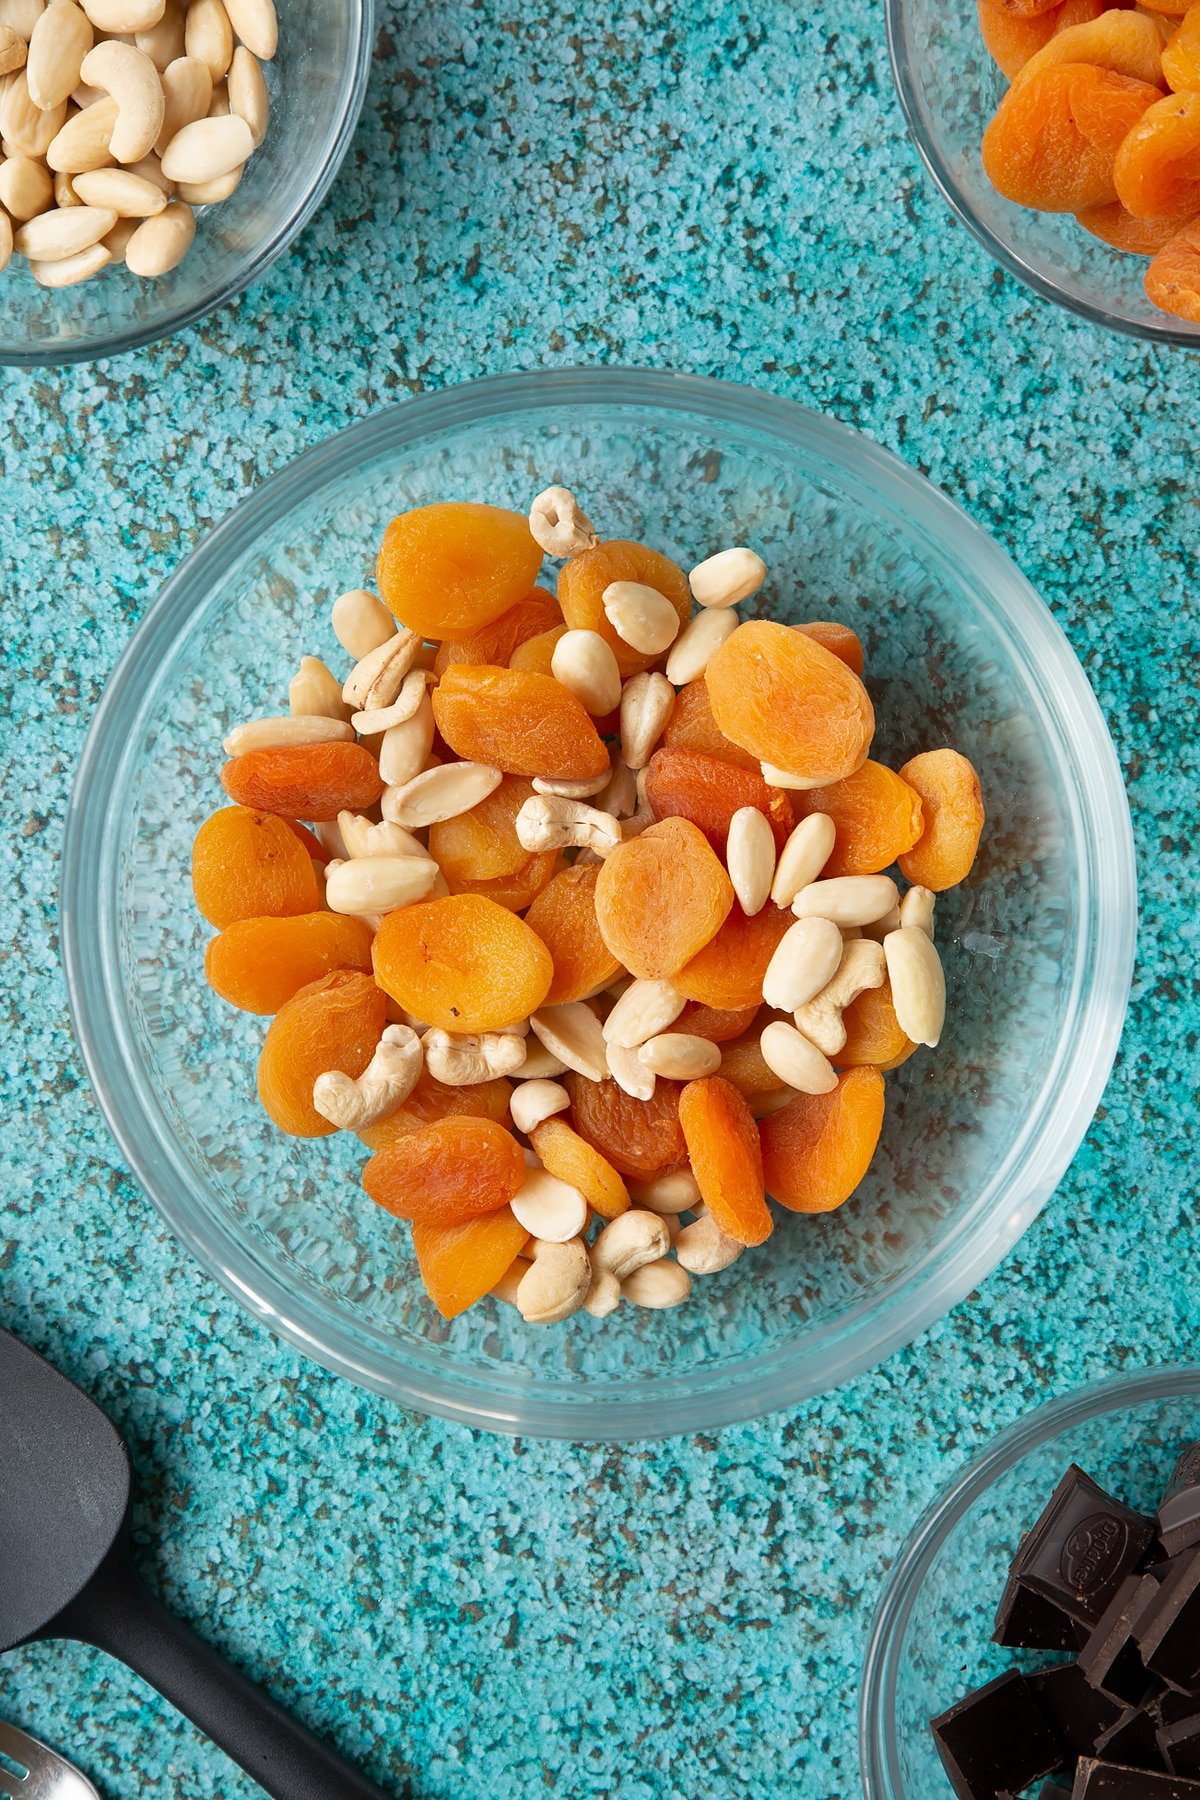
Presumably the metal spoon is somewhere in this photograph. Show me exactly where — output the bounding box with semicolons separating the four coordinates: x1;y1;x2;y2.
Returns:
0;1721;100;1800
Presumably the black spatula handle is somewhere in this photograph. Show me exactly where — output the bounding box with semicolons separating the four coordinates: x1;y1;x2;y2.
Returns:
58;1541;397;1800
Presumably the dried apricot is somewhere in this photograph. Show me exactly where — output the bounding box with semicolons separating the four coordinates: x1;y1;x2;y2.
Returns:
372;893;553;1032
978;0;1106;76
835;980;916;1071
676;1000;760;1043
795;620;865;675
192;805;319;928
594;817;734;979
257;971;386;1137
220;741;384;821
433;589;562;674
1145;213;1200;313
455;855;562;912
432;664;610;782
794;761;924;878
1012;11;1167;87
377;502;543;642
660;677;759;771
678;1076;771;1247
1163;7;1200;88
672;902;793;1010
363;1115;525;1226
984;65;1162;211
508;624;568;676
557;540;692;678
357;1073;513;1150
430;777;543;883
705;620;875;785
896;749;985;891
760;1069;885;1213
523;862;623;1004
565;1073;688;1180
206;912;375;1014
529;1116;630;1220
643;746;795;853
1076;197;1198;250
984;0;1064;19
719;1029;783;1100
411;1208;530;1320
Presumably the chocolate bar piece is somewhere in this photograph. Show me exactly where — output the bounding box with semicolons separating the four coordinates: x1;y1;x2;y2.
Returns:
1079;1575;1162;1705
1040;1786;1074;1799
1160;1714;1200;1779
995;1571;1088;1651
1095;1703;1166;1772
1031;1661;1124;1754
932;1669;1063;1800
1137;1550;1200;1692
1159;1446;1200;1560
1072;1759;1200;1796
1014;1466;1157;1627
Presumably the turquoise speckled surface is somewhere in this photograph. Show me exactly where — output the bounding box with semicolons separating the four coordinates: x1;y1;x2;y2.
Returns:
1;1;1197;1796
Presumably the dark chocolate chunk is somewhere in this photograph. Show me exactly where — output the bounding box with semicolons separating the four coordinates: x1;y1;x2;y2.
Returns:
1040;1786;1074;1800
1014;1466;1158;1627
1072;1760;1200;1796
932;1669;1063;1800
1078;1575;1163;1705
1160;1447;1200;1561
995;1572;1087;1651
1032;1660;1124;1754
1137;1549;1200;1693
1159;1714;1200;1779
1096;1704;1167;1773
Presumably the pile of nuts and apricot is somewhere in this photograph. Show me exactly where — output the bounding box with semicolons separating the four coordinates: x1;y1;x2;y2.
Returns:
978;0;1200;321
191;486;985;1327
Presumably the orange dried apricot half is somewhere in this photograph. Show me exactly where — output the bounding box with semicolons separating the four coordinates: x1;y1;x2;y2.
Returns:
529;1116;630;1220
372;893;553;1032
1075;197;1199;250
676;1000;760;1043
508;624;568;676
565;1073;688;1180
429;776;542;884
1145;214;1200;313
192;805;319;928
705;619;875;785
678;1076;771;1247
1163;7;1200;89
357;1072;513;1151
642;746;795;853
220;741;384;821
433;588;562;674
896;748;985;891
795;760;924;878
523;862;623;1004
672;902;793;1011
594;817;734;979
377;502;543;642
257;970;386;1138
557;539;692;678
984;65;1161;212
432;664;610;781
411;1208;530;1320
835;980;916;1071
795;620;865;675
1012;11;1167;87
206;912;374;1014
363;1115;526;1226
660;677;760;771
760;1068;886;1214
1116;90;1200;215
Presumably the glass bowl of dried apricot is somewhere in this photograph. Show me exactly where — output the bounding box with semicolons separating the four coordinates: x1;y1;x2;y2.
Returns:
888;0;1200;339
62;368;1135;1439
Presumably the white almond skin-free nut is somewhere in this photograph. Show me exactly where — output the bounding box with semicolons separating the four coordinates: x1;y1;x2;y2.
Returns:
184;0;232;80
226;41;265;142
81;0;167;27
54;168;78;207
351;667;428;735
26;0;92;111
619;671;674;770
335;811;373;859
510;1078;570;1136
602;977;685;1049
222;0;276;59
591;1209;670;1280
363;820;426;859
518;1040;568;1080
531;771;610;800
13;200;113;257
639;1032;721;1080
159;107;250;181
30;235;107;280
378;695;435;788
629;1168;701;1215
759;1020;838;1096
605;1037;655;1101
0;209;11;272
72;163;165;213
0;24;28;73
155;53;211;155
312;1024;423;1132
423;1028;527;1086
511;1168;588;1244
862;903;901;943
528;484;597;558
760;761;827;792
80;41;164;163
899;885;936;937
135;0;184;69
342;629;421;710
884;926;945;1048
222;714;353;756
516;1239;591;1324
46;95;117;170
331;588;394;660
176;160;240;204
0;0;45;37
688;546;766;609
621;1259;691;1309
529;1003;609;1082
602;581;680;656
552;628;621;717
674;1212;744;1275
0;151;53;217
325;855;440;919
761;915;843;1012
664;604;738;686
289;655;352;723
2;72;66;154
382;761;501;829
515;794;621;857
770;812;836;907
726;806;775;917
794;937;887;1056
123;194;191;272
792;874;900;927
583;1266;621;1318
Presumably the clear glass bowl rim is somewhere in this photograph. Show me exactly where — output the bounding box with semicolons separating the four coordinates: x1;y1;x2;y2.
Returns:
59;366;1138;1440
884;0;1200;348
859;1365;1200;1798
0;1;374;369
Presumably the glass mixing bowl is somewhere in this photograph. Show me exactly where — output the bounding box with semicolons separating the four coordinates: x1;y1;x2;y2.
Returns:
0;0;372;367
861;1368;1200;1798
887;0;1200;345
61;368;1137;1439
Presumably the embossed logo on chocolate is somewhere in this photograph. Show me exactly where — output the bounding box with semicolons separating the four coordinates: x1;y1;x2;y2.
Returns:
1060;1514;1127;1594
1172;1445;1200;1488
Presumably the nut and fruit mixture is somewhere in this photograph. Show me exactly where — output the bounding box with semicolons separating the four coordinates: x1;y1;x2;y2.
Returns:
0;0;275;289
191;486;985;1326
977;0;1200;322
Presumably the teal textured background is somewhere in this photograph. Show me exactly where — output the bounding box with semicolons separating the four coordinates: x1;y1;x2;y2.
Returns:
1;1;1196;1795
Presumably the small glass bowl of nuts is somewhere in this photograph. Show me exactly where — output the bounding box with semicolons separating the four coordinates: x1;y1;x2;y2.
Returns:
0;0;372;365
62;369;1135;1439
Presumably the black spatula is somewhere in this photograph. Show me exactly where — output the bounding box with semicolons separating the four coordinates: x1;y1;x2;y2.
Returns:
0;1326;398;1800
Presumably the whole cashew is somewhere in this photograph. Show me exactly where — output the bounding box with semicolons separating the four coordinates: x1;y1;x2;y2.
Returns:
311;1025;423;1132
80;39;164;163
515;794;622;857
422;1028;527;1086
590;1209;670;1281
792;938;886;1056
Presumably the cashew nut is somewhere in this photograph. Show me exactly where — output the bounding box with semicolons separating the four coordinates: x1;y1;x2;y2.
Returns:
528;485;598;558
515;794;622;857
79;39;164;163
583;1265;621;1318
591;1209;670;1280
792;937;886;1056
311;1025;423;1132
511;1167;588;1243
674;1211;744;1275
422;1028;527;1086
516;1238;591;1324
628;1168;701;1214
509;1078;570;1136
